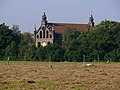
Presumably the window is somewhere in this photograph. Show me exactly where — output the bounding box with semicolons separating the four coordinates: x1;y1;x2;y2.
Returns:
43;30;45;38
40;31;42;38
50;34;52;38
37;35;39;38
46;31;49;38
38;42;41;47
42;26;45;30
48;42;50;45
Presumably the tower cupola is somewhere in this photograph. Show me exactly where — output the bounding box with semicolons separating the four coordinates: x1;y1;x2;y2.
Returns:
41;12;47;26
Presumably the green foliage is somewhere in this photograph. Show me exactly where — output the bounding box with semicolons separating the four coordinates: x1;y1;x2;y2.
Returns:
19;32;36;60
5;41;18;58
0;23;13;57
35;44;64;62
62;28;80;50
0;20;120;62
91;20;120;61
36;46;47;61
0;24;36;60
63;29;92;62
62;20;120;62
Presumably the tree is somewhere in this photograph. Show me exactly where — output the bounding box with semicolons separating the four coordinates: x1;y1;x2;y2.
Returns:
45;44;64;62
35;44;64;62
62;28;81;61
62;20;120;62
62;28;80;50
11;25;21;45
36;46;47;61
19;32;36;60
1;20;120;62
5;41;18;59
0;23;13;58
91;20;119;61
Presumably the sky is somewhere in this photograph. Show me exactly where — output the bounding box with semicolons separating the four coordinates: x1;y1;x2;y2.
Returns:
0;0;120;33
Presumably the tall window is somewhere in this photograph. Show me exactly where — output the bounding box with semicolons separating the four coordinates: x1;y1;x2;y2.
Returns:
46;31;49;38
37;35;39;38
40;31;42;38
43;30;45;38
50;34;52;38
38;42;41;47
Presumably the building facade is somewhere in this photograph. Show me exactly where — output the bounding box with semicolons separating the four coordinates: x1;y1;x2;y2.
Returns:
34;12;94;47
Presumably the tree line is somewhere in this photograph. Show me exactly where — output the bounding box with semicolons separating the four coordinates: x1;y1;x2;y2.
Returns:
62;20;120;62
0;20;120;62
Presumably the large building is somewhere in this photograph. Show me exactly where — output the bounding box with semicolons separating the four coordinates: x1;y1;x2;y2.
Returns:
34;12;94;47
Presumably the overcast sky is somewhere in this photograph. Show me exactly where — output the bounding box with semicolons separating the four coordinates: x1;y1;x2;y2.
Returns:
0;0;120;33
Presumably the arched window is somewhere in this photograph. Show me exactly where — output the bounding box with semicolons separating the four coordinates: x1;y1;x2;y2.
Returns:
37;35;39;38
43;30;45;38
48;42;50;45
40;31;42;38
50;34;52;38
46;31;49;38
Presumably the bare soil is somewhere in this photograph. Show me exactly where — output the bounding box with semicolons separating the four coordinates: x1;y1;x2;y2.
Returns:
0;61;120;90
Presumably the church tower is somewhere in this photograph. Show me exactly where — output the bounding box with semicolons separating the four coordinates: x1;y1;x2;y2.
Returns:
41;12;47;27
89;14;94;27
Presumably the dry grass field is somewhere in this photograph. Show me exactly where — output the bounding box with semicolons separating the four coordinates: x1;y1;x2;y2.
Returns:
0;61;120;90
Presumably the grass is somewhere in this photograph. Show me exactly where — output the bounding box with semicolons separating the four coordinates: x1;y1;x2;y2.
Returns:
71;84;88;90
0;61;120;90
0;80;60;90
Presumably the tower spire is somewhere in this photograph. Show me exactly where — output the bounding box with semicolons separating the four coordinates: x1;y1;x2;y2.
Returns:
34;24;36;31
89;12;94;27
41;10;47;26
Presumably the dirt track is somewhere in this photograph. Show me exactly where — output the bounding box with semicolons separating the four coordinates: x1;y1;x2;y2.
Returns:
0;62;120;90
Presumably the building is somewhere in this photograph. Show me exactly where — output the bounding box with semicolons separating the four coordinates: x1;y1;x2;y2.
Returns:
34;12;94;47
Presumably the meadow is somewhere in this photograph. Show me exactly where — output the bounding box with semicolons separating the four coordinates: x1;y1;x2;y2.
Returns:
0;61;120;90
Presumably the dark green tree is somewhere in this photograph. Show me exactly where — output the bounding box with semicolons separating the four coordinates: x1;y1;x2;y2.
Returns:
35;44;64;62
19;32;36;60
91;20;119;61
0;23;12;58
5;41;18;59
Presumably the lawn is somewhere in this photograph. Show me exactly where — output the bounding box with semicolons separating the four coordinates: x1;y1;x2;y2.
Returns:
0;61;120;90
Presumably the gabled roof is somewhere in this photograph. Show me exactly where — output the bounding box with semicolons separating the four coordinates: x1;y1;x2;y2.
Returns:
48;23;93;33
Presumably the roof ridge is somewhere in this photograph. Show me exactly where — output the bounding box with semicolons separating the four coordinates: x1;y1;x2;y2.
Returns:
48;22;88;25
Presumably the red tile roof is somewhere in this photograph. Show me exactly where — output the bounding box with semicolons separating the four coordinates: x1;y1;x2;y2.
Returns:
48;23;93;33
